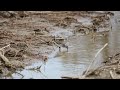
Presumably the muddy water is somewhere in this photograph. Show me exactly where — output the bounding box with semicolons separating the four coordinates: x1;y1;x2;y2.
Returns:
10;11;120;79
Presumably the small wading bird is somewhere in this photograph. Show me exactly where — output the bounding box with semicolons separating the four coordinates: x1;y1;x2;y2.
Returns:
53;36;69;52
42;55;48;65
59;44;68;52
41;55;48;72
90;25;98;42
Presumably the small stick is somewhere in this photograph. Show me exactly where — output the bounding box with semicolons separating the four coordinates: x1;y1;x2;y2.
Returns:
81;43;108;78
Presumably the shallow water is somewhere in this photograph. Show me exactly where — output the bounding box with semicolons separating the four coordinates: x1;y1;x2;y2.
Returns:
8;11;120;79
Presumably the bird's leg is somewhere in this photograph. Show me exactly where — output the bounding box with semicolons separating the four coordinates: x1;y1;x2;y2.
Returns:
59;47;61;52
92;32;96;43
91;29;94;39
44;65;46;72
64;44;68;52
66;46;68;52
73;29;76;36
53;36;56;41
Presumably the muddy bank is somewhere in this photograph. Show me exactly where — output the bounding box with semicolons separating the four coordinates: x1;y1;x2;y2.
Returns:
84;52;120;79
0;11;112;78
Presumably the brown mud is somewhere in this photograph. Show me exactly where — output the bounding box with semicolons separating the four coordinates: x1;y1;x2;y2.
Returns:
0;11;114;78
